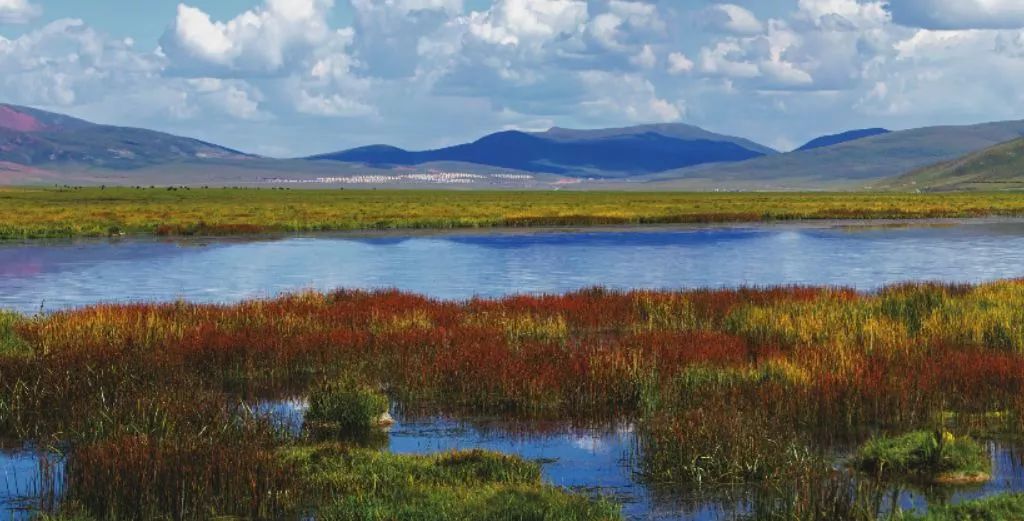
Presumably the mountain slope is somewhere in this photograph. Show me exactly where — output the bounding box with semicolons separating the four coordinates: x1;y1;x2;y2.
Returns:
881;137;1024;191
537;124;777;155
797;128;890;152
641;120;1024;189
310;125;775;178
0;104;250;169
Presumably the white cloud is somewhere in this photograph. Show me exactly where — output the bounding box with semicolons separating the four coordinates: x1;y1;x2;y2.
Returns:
350;0;462;78
794;0;889;28
890;0;1024;30
186;78;269;120
160;0;342;76
697;4;764;35
630;44;656;69
699;41;759;79
467;0;588;47
294;89;376;117
667;52;694;74
0;19;160;107
0;0;40;24
579;70;683;123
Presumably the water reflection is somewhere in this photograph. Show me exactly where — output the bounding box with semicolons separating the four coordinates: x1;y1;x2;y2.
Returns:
0;448;63;519
5;220;1024;313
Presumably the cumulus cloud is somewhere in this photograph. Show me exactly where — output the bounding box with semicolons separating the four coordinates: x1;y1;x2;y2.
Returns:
890;0;1024;30
578;70;682;123
350;0;461;78
0;0;40;24
0;19;159;107
630;44;656;69
667;51;694;74
159;0;344;76
466;0;588;47
588;1;663;49
697;4;764;35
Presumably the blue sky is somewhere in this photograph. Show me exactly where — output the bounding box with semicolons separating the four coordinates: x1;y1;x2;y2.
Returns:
2;0;1023;156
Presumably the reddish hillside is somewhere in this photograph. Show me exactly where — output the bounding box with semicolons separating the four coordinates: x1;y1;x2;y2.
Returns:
0;105;45;132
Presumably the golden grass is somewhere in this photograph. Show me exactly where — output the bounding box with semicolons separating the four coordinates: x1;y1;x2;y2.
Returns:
4;187;1024;239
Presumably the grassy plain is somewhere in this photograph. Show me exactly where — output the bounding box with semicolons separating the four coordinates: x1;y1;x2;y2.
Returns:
4;187;1024;239
7;282;1024;518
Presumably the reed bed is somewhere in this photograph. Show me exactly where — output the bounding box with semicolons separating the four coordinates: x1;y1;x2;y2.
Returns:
4;187;1024;239
6;281;1024;518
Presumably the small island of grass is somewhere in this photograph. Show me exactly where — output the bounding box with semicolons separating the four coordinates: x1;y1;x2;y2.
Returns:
901;493;1024;521
854;430;991;485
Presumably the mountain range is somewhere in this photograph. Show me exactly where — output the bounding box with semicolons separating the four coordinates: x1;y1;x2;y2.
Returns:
2;102;1024;190
310;124;775;178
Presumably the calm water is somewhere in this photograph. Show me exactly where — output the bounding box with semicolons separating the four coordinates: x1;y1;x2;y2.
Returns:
0;448;62;520
4;220;1024;313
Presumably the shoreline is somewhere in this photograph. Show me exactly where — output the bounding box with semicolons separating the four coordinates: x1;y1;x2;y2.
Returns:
5;215;1024;246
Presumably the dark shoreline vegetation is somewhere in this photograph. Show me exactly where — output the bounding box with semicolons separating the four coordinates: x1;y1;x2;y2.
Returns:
6;283;1024;519
6;187;1024;240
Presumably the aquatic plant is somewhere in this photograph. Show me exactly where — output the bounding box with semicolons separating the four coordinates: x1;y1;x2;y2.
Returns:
7;281;1024;516
306;377;391;434
64;426;295;520
283;445;622;521
899;493;1024;521
854;430;991;484
0;310;29;357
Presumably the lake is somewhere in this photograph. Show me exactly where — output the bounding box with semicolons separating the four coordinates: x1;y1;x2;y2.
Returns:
4;220;1024;313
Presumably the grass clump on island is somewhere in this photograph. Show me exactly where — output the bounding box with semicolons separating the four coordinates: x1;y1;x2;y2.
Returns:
4;187;1024;239
853;430;990;484
306;377;393;434
285;446;622;521
11;281;1024;518
900;493;1024;521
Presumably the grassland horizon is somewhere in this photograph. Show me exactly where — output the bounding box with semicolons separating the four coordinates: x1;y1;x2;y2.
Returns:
5;187;1024;240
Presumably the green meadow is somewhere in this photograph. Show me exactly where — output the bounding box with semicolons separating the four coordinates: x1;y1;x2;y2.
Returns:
4;187;1024;239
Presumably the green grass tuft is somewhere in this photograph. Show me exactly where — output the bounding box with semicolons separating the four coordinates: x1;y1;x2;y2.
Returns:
0;310;29;357
854;430;990;482
900;493;1024;521
284;445;622;521
306;378;391;434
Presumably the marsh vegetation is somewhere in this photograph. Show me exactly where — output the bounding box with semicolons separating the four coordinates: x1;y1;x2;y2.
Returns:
4;281;1024;518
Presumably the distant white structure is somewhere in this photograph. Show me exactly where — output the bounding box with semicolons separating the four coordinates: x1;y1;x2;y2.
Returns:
263;171;536;185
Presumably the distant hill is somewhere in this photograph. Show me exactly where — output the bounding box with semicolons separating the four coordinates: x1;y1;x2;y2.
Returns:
797;128;890;152
881;137;1024;191
309;124;776;178
0;104;250;170
640;120;1024;190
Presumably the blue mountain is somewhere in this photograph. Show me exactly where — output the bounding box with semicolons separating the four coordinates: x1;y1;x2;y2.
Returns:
797;128;890;152
309;124;776;178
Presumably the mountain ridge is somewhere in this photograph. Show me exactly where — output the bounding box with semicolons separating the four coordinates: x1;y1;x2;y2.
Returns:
0;103;250;170
639;120;1024;190
880;137;1024;191
797;128;891;152
310;125;775;178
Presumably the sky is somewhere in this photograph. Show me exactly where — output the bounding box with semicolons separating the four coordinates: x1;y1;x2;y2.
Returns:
2;1;1024;157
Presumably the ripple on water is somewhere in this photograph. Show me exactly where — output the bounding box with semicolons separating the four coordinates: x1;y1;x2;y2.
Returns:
6;221;1024;313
